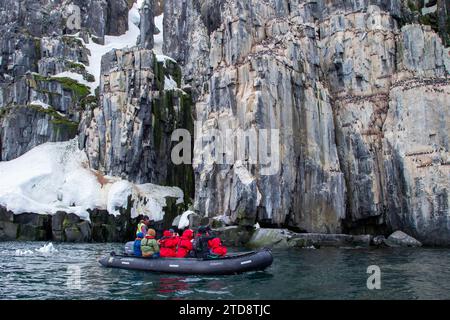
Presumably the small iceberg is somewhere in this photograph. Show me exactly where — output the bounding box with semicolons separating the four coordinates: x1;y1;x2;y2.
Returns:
14;243;58;256
15;249;34;256
35;243;58;254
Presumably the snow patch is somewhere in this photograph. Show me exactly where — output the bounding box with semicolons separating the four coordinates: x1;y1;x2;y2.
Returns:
234;162;255;185
52;71;97;96
85;4;140;89
153;14;164;54
135;184;184;222
177;210;195;230
164;75;178;91
30;100;51;109
155;53;176;67
107;180;133;216
137;0;146;9
65;3;141;95
0;139;184;221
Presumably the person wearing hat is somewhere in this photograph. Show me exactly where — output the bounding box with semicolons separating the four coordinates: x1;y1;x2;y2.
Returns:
169;228;179;237
158;230;178;257
175;229;194;258
140;229;160;258
207;237;227;258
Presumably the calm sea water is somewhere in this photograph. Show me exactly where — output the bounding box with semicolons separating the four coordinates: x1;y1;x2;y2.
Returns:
1;241;449;300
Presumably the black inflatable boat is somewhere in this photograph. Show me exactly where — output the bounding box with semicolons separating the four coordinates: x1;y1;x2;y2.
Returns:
99;247;273;275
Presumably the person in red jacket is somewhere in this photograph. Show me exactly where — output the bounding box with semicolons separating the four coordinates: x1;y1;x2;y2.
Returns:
208;237;227;257
159;230;178;257
175;229;194;258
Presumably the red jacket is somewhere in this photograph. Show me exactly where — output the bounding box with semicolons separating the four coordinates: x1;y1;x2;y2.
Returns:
176;229;194;258
159;231;178;257
208;237;227;256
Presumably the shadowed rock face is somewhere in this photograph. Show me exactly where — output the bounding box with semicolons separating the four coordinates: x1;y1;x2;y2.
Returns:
80;47;194;194
138;0;155;49
164;0;450;243
0;205;138;242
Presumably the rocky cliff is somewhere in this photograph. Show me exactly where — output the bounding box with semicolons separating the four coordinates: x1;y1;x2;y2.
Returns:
0;0;449;245
0;0;193;242
163;0;449;244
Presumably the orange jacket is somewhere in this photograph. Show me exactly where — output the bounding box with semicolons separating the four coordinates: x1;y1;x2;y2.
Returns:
159;231;178;257
208;237;227;256
176;229;194;258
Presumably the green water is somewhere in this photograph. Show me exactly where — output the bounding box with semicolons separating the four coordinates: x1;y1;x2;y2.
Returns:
1;242;449;300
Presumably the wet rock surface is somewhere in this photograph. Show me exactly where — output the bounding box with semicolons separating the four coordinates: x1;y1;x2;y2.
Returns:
0;205;138;242
246;228;372;249
384;230;423;247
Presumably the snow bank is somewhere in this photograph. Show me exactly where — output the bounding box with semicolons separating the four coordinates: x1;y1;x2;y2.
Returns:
135;184;184;222
0;139;184;222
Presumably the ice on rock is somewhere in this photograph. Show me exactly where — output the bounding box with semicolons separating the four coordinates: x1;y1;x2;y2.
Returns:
0;139;184;222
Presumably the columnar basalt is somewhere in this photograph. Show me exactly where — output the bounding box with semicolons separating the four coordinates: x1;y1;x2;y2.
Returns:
164;0;449;244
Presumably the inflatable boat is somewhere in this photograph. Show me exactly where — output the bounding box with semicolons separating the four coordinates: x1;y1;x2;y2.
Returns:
99;247;273;275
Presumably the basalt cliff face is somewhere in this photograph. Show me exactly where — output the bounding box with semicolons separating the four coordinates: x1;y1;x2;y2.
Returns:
163;0;449;244
0;0;449;244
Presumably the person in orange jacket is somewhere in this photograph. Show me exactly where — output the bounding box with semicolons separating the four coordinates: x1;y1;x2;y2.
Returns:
208;237;227;257
159;230;178;257
175;229;194;258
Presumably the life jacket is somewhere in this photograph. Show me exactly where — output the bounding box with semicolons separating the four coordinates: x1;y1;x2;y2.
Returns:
141;235;159;257
208;237;227;257
136;222;147;236
175;229;194;258
133;232;144;257
159;230;178;257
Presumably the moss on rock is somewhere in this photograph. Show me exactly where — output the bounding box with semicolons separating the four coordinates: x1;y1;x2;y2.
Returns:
32;74;91;99
53;77;90;98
